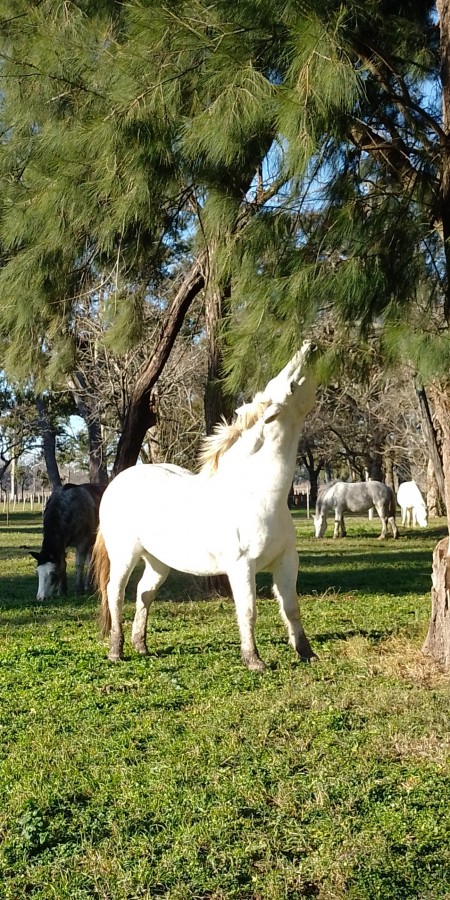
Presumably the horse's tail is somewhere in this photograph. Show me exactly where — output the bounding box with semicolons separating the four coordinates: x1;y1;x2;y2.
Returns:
92;529;111;636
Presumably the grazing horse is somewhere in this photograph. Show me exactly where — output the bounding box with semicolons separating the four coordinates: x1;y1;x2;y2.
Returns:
93;341;317;672
397;480;428;527
30;483;105;600
314;480;398;539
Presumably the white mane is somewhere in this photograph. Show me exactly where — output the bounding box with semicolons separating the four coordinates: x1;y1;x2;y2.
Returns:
197;396;269;475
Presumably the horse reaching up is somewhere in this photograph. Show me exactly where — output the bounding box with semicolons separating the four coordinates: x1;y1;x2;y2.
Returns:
93;341;317;672
30;483;105;600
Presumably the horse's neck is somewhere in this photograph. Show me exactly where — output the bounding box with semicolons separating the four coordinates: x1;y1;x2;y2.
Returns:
256;419;300;489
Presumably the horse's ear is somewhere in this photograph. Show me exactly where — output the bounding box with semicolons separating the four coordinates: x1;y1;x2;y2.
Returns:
263;403;281;424
29;551;39;561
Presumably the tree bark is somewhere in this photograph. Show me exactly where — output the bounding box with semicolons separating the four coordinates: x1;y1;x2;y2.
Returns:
424;385;450;668
415;381;446;512
112;256;206;476
426;458;444;517
437;0;450;321
35;396;61;490
204;283;234;435
420;2;450;669
69;372;108;485
422;537;450;668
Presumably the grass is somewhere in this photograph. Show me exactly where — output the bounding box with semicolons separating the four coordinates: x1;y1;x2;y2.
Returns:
1;508;450;899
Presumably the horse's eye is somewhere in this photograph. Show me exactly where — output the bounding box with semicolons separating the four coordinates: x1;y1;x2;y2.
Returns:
50;572;59;585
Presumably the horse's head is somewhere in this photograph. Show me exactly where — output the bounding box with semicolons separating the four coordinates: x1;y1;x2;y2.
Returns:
29;551;60;600
313;512;327;538
261;341;317;417
416;505;428;528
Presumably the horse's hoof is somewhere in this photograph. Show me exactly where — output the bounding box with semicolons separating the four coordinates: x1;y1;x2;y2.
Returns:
132;643;149;656
302;653;319;664
107;650;124;662
243;655;266;673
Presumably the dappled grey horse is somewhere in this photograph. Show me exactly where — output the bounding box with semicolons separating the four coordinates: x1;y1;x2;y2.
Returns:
314;480;398;539
30;483;105;599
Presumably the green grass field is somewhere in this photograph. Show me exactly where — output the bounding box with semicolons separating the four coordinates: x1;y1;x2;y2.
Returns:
1;509;449;899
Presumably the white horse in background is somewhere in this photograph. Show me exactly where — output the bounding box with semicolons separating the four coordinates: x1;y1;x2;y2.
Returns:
93;341;317;672
397;480;428;528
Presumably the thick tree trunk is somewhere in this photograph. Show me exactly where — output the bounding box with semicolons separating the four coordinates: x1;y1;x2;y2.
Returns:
415;381;446;512
421;3;450;669
203;281;233;597
35;396;61;490
424;385;450;669
69;372;108;485
437;0;450;321
112;257;205;476
422;537;450;668
204;284;234;435
427;458;444;517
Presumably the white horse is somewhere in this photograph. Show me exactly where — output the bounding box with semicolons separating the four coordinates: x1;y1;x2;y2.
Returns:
93;341;317;672
397;480;428;527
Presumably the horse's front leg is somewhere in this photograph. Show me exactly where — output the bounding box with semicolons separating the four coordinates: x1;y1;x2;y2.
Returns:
272;546;317;663
227;561;265;672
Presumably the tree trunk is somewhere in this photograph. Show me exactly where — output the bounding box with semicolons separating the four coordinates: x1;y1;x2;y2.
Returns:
438;0;450;321
204;284;234;435
364;429;385;481
384;455;395;490
427;458;444;517
424;385;450;669
35;396;61;490
415;381;446;512
203;281;233;597
69;372;108;485
422;537;450;668
112;256;205;476
421;2;450;669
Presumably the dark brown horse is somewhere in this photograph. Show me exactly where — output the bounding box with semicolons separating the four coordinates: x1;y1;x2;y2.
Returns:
30;483;105;600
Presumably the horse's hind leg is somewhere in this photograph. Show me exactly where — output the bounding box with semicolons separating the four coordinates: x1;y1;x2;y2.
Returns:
108;554;139;661
59;556;68;596
272;546;317;663
131;555;170;655
389;515;399;539
227;561;265;672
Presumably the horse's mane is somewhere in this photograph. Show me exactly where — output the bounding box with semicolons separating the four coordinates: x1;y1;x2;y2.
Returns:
197;396;269;475
317;479;338;498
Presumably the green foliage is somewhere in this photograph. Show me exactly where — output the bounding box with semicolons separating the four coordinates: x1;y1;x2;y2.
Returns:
1;509;450;898
0;0;443;405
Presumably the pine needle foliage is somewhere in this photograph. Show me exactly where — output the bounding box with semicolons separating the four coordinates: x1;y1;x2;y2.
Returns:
0;0;442;400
